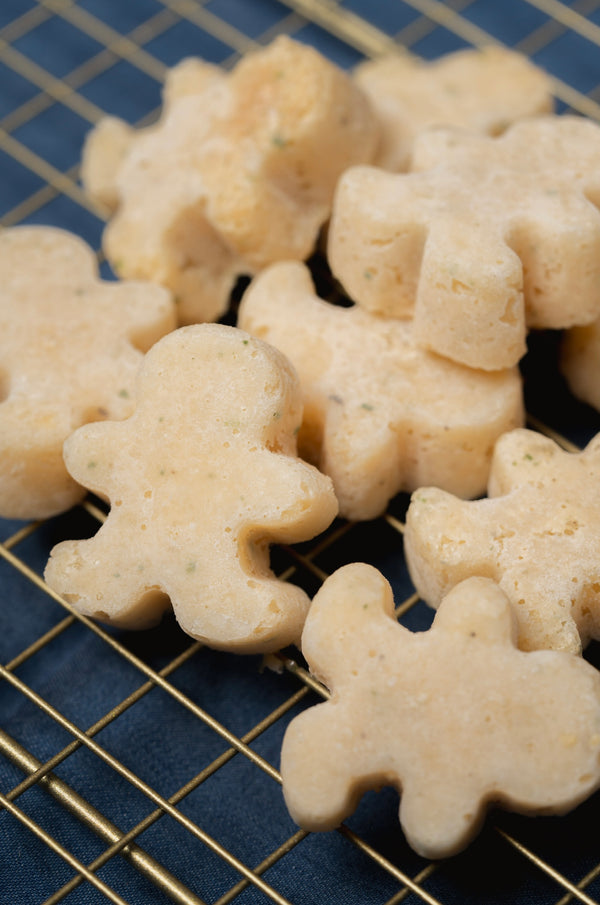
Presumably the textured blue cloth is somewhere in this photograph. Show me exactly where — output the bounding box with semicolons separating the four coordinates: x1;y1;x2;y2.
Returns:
1;2;600;904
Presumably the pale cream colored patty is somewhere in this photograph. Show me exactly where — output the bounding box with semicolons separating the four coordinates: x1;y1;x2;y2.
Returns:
328;116;600;371
44;324;338;653
239;261;524;520
82;36;379;325
404;429;600;655
281;565;600;859
0;225;175;520
355;45;553;171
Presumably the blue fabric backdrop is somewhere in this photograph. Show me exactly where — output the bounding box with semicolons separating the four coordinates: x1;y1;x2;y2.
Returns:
1;2;600;903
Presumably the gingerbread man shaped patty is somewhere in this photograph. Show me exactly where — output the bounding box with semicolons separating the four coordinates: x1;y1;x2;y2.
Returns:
281;565;600;858
0;226;175;519
404;429;600;654
45;324;338;653
328;116;600;370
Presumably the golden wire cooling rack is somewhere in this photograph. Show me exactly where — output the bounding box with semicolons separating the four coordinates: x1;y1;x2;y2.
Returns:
2;1;600;903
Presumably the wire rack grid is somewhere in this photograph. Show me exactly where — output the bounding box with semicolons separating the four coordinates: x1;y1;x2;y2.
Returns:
1;0;600;903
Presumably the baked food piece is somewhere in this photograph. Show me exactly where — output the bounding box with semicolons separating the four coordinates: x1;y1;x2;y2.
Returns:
404;428;600;654
238;261;524;520
81;57;224;212
0;225;175;520
355;45;553;171
561;316;600;412
281;564;600;859
82;36;379;324
82;56;240;324
44;324;338;653
328;116;600;370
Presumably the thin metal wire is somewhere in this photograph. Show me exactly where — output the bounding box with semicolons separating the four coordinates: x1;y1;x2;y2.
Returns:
515;0;600;56
556;863;600;905
496;830;600;905
337;826;445;905
0;127;99;212
1;518;44;550
269;0;401;57
385;514;406;535
0;160;90;226
0;37;109;124
0;728;208;905
523;0;600;48
0;1;54;45
0;8;178;135
526;413;582;452
3;642;202;805
0;541;283;784
0;789;131;905
393;0;477;48
0;663;296;905
157;0;259;56
40;0;169;82
212;830;309;905
400;0;600;119
4;614;76;671
382;866;440;905
43;685;312;905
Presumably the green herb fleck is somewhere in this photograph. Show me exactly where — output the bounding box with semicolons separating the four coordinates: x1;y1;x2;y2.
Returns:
273;411;282;420
363;269;374;280
271;133;287;149
361;402;375;411
87;461;97;469
118;388;130;399
186;562;196;574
